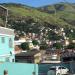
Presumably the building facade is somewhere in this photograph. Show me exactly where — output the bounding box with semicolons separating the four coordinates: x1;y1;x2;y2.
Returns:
15;50;41;63
0;62;38;75
0;27;15;62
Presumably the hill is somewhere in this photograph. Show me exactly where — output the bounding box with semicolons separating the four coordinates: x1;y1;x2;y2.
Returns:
38;2;75;27
0;3;75;40
0;3;74;28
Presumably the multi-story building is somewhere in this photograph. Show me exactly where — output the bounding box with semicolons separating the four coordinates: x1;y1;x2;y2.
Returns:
0;27;15;62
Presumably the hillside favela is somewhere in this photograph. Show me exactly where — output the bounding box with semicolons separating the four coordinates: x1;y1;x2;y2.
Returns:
0;0;75;75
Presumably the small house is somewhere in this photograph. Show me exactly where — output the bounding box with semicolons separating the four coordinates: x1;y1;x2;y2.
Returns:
41;49;61;63
15;50;41;63
0;27;15;62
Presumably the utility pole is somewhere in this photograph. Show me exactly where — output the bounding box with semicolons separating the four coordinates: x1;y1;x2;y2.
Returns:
5;9;8;27
54;5;56;22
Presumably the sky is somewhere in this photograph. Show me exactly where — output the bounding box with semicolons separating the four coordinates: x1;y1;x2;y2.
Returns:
0;0;75;7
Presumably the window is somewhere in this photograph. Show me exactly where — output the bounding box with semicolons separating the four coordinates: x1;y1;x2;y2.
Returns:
1;37;5;43
59;67;62;69
61;67;66;69
49;68;56;70
9;38;13;48
5;57;10;62
12;59;15;62
59;67;65;69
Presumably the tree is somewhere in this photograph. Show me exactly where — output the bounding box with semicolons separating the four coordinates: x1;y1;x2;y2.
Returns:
66;43;75;49
20;42;29;50
40;41;48;50
48;31;62;40
32;40;39;45
53;43;63;49
65;29;75;40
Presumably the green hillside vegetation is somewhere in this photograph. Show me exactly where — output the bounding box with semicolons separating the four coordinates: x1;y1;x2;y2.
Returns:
38;3;75;27
1;3;74;29
0;3;75;40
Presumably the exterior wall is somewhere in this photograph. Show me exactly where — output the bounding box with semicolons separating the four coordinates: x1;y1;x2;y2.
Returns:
0;27;14;36
0;35;14;62
0;62;38;75
0;35;14;55
0;27;14;62
34;53;41;63
69;61;75;74
38;63;70;75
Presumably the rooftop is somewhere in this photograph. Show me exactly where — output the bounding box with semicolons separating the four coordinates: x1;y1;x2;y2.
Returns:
16;49;40;56
0;27;14;36
0;5;8;10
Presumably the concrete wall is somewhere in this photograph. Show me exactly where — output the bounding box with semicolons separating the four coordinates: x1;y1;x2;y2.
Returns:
69;61;75;74
0;62;38;75
0;36;14;54
0;35;14;62
38;63;70;75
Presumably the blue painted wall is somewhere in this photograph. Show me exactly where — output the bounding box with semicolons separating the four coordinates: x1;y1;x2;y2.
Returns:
0;62;38;75
0;35;14;62
0;36;14;55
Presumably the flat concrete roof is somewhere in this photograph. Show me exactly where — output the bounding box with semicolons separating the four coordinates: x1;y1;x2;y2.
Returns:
0;27;14;36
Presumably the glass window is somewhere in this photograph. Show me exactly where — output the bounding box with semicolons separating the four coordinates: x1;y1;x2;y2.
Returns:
49;68;56;70
9;38;13;48
1;37;5;43
59;67;62;69
12;59;15;62
61;67;66;69
59;67;65;69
